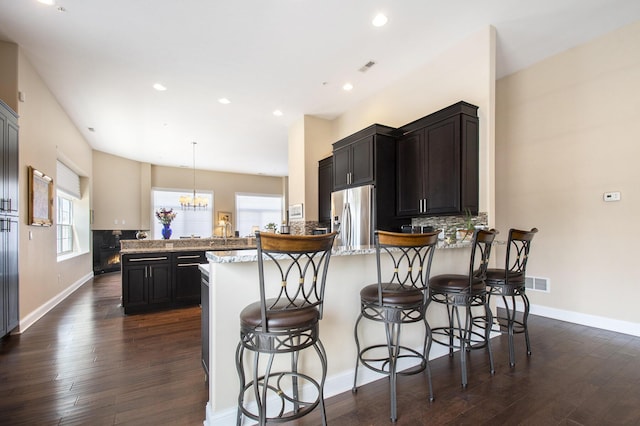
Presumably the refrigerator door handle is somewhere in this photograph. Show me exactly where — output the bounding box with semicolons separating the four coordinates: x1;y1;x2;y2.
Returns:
343;202;352;246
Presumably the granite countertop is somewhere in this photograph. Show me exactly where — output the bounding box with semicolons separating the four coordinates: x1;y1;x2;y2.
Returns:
120;237;256;254
206;240;478;264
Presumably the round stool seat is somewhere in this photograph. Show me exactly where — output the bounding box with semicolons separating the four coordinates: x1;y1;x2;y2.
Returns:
429;274;485;293
240;298;319;330
360;283;423;306
485;268;525;286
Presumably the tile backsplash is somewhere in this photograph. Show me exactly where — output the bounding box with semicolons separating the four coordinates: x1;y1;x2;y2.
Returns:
412;212;488;233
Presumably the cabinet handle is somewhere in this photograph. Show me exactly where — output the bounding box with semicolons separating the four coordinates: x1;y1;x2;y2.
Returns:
177;263;201;267
129;256;168;262
424;198;428;213
177;255;201;259
149;266;153;278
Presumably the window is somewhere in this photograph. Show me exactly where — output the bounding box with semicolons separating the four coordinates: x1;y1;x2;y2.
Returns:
57;194;73;254
236;193;283;237
151;189;213;239
56;160;90;260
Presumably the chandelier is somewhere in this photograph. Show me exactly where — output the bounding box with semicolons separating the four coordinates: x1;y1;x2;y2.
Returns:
179;142;208;210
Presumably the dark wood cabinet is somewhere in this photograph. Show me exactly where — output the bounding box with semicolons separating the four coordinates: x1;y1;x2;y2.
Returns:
173;251;206;305
121;254;172;314
1;216;19;337
331;124;402;231
396;101;479;217
332;126;390;190
318;156;333;225
1;100;19;339
122;250;207;314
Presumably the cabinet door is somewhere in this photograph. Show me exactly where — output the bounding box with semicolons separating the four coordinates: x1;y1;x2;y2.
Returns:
5;120;19;215
396;132;424;217
122;262;148;308
174;252;204;304
5;217;19;333
350;136;374;187
148;263;172;304
424;117;460;214
333;146;350;190
318;157;333;224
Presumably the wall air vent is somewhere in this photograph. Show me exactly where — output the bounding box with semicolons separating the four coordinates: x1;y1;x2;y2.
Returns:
525;276;550;293
358;61;376;73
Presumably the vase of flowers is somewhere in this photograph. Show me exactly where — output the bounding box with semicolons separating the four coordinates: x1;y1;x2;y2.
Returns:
155;208;177;239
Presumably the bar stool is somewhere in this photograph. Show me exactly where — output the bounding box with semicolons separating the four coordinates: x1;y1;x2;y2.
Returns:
352;230;439;422
426;228;497;388
235;231;336;426
486;228;538;367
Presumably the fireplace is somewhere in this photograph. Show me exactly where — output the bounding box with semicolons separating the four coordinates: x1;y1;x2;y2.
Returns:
93;230;137;274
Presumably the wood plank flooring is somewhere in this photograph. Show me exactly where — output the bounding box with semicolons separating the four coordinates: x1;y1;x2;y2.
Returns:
2;272;640;425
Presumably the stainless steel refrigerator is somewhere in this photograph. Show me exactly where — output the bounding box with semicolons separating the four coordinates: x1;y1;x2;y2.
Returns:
331;184;374;247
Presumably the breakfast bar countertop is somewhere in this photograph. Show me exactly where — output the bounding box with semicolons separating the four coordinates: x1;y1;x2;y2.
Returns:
206;240;478;264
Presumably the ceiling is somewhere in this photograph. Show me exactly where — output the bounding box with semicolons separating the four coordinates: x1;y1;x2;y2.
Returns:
1;1;639;177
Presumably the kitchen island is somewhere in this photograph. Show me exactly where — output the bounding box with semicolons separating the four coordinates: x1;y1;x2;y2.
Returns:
119;237;255;314
203;240;482;425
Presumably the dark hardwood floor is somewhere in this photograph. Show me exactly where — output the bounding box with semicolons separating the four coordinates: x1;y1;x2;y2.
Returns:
2;273;640;425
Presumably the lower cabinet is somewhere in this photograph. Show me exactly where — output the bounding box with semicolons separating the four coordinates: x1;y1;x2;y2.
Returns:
121;250;206;314
1;216;19;338
173;251;206;305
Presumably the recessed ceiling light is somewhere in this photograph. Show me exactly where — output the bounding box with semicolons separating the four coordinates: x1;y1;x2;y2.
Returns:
343;83;354;91
372;13;388;27
37;0;55;5
218;98;231;104
153;83;167;91
273;110;283;116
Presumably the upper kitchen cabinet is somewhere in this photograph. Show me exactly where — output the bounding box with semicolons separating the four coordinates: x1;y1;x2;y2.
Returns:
396;101;479;217
0;100;19;217
332;124;396;191
318;156;333;225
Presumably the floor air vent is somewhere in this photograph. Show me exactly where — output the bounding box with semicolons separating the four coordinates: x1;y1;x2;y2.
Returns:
525;276;550;292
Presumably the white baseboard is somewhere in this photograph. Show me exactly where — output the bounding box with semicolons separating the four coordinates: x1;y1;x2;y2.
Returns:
494;299;640;337
15;272;94;334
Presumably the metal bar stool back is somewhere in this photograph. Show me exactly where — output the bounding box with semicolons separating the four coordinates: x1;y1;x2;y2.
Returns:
352;230;440;422
426;228;498;388
236;231;337;425
486;227;538;367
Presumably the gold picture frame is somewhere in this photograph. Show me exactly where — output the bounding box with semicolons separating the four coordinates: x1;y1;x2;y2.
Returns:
217;211;232;225
28;166;54;227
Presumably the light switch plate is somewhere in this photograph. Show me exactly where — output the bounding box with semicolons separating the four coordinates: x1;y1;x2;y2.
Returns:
603;191;621;202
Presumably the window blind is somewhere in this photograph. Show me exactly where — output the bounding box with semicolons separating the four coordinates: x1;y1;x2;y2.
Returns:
57;160;81;199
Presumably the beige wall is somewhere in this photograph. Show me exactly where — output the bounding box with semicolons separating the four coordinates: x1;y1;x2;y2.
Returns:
14;48;94;323
92;152;285;234
0;41;18;110
303;116;335;221
92;150;142;230
496;20;640;326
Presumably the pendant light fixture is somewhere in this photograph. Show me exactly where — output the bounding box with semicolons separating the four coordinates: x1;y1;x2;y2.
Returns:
179;142;208;210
